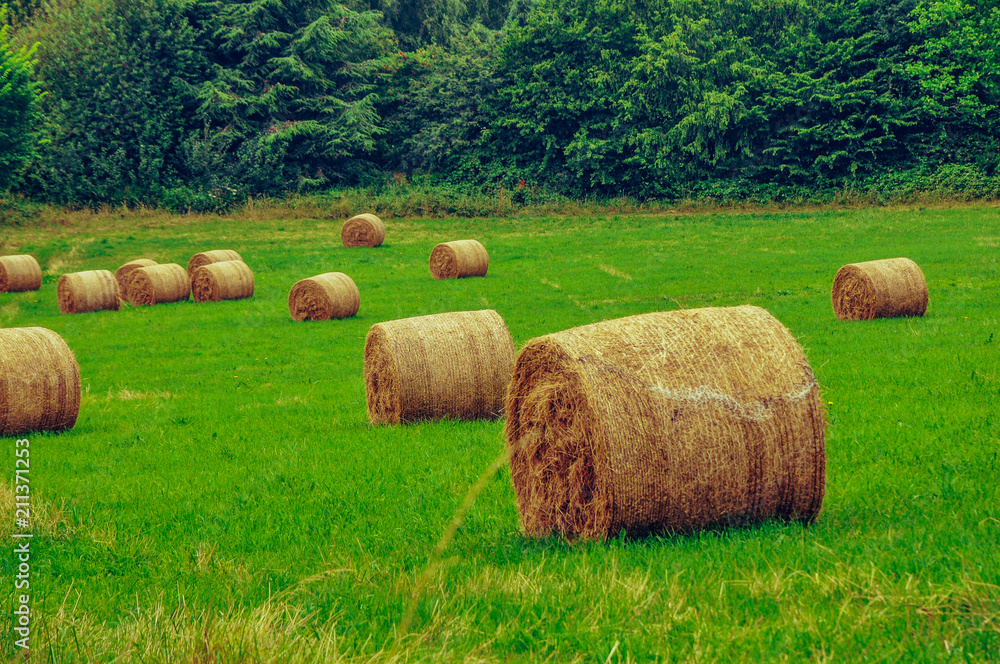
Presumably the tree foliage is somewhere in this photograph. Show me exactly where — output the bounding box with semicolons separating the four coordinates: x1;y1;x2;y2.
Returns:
0;3;42;191
8;0;1000;205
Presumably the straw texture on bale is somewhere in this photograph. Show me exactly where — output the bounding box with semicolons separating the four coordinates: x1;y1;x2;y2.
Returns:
187;249;243;278
504;305;826;541
0;327;81;435
0;255;42;293
831;257;928;321
341;213;386;248
126;263;190;306
115;259;158;295
428;240;489;280
192;260;254;302
288;272;360;321
365;309;515;425
57;270;121;315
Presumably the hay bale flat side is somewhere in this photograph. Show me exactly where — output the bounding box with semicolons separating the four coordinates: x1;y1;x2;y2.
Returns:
115;259;158;295
504;305;826;541
364;309;515;424
192;260;254;302
831;257;928;321
187;249;243;278
0;327;81;435
428;240;489;280
0;255;42;293
57;270;121;314
288;272;360;321
341;214;386;248
127;263;190;306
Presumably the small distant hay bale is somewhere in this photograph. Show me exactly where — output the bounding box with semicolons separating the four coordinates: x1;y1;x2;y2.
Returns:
0;327;81;435
57;270;121;314
429;240;489;280
187;249;243;278
192;260;254;303
115;259;158;295
288;272;360;321
831;257;928;321
504;305;826;541
365;309;515;425
126;263;190;306
0;255;42;293
341;214;386;248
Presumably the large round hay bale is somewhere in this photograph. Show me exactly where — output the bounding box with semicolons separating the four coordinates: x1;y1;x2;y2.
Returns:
505;305;826;541
831;257;928;321
115;259;158;295
0;327;81;435
428;240;489;280
365;309;515;425
288;272;360;321
341;213;386;248
187;249;243;278
192;260;254;303
0;255;42;293
57;270;121;314
126;263;190;306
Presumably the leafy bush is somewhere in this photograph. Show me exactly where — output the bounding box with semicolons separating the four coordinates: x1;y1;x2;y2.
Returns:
16;0;205;205
0;4;42;192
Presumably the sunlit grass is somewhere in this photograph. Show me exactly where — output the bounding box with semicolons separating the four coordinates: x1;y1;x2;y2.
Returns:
1;204;998;661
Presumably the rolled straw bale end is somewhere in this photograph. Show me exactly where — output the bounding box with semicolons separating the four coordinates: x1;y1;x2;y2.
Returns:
187;249;243;278
364;325;402;425
288;272;360;321
127;263;190;306
428;240;489;280
505;305;826;541
0;255;43;293
831;257;928;321
0;327;81;435
192;260;254;303
57;270;121;314
115;259;158;295
341;214;386;248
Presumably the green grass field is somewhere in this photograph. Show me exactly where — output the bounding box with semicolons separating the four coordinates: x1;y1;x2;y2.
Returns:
2;205;998;662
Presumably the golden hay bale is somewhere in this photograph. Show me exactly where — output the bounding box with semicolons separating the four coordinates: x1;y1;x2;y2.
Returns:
288;272;360;321
365;309;515;425
0;327;81;435
831;257;928;321
428;240;489;280
504;305;826;541
341;213;386;248
57;270;121;314
187;249;243;278
126;263;190;306
115;259;158;295
0;255;42;293
192;260;254;303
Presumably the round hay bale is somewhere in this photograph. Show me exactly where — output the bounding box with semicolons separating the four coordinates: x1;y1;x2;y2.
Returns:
192;260;254;303
187;249;243;278
0;327;81;435
365;309;515;425
0;255;42;293
57;270;121;314
341;213;386;248
831;257;928;321
428;240;489;280
126;263;190;306
288;272;360;321
115;259;158;295
504;305;826;541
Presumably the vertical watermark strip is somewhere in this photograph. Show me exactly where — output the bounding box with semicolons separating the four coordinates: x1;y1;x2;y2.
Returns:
13;438;31;651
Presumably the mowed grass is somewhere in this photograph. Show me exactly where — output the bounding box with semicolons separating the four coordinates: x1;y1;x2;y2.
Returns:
1;205;998;662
